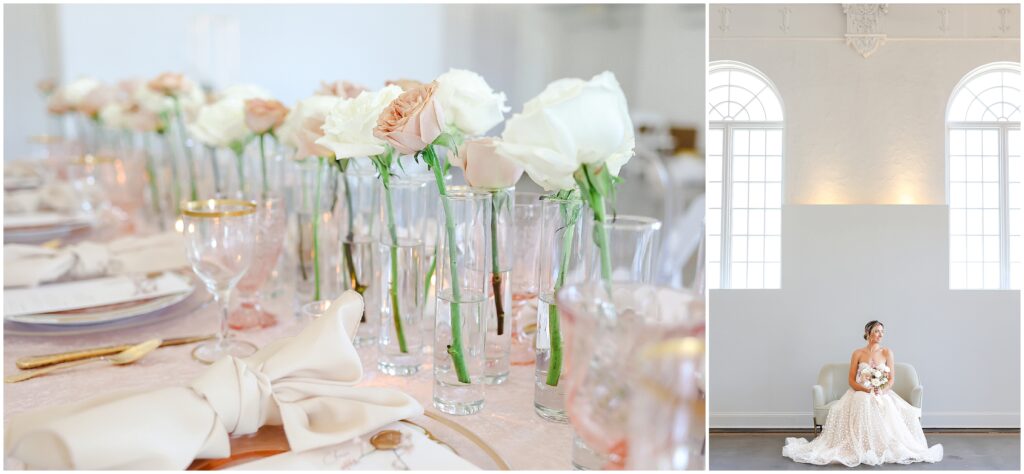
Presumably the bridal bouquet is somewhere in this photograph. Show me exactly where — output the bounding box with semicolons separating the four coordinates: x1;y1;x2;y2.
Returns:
861;365;890;392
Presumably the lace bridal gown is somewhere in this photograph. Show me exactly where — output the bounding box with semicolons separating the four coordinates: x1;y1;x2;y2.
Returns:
782;363;943;466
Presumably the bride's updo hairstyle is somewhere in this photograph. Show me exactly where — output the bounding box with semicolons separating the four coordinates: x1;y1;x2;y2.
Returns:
863;320;884;340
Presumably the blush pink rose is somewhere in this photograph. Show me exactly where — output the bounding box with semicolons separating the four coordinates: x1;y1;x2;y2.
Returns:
373;82;445;156
295;115;334;159
385;78;424;91
77;85;116;118
37;79;57;95
46;91;70;115
316;80;368;99
244;99;289;134
450;137;523;189
148;72;190;96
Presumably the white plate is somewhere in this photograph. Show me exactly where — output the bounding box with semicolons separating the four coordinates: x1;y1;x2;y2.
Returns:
4;276;196;326
4;214;95;244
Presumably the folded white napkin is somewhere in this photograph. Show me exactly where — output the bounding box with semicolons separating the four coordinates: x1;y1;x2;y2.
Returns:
4;182;77;214
4;291;424;470
3;232;189;288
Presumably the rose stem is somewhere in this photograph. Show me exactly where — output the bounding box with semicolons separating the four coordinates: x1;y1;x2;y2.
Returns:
338;160;368;322
161;132;182;215
171;96;198;201
583;164;613;283
312;156;325;301
423;253;436;308
546;198;578;386
373;154;408;353
141;132;163;225
258;133;269;197
424;145;470;383
490;190;506;336
206;145;222;196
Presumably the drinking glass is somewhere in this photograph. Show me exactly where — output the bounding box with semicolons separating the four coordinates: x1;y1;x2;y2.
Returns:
229;195;286;330
510;192;543;366
585;214;662;283
182;199;258;363
627;337;706;470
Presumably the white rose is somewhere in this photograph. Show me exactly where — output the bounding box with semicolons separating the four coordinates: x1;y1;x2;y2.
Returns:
496;71;635;191
872;379;883;387
63;77;101;106
434;69;509;136
99;103;128;130
883;366;890;373
316;85;404;159
873;369;882;378
217;84;272;102
188;98;250;148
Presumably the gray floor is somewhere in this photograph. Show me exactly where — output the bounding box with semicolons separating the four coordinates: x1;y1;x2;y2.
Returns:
709;431;1020;470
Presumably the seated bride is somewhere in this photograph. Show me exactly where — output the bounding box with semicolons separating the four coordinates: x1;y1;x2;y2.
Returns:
783;320;943;467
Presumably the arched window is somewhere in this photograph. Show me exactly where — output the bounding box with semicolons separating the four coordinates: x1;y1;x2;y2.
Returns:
707;61;784;289
947;62;1021;290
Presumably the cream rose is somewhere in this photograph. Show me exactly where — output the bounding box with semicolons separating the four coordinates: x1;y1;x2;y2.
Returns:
99;103;129;130
373;82;445;156
280;95;342;159
148;72;191;96
495;71;634;191
316;85;403;159
450;137;523;189
63;77;101;107
47;89;71;115
434;69;509;136
135;79;205;117
78;85;118;119
217;84;272;102
244;99;289;134
188;98;250;148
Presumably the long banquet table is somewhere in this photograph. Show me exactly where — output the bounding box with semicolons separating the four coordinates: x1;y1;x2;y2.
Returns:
3;283;571;470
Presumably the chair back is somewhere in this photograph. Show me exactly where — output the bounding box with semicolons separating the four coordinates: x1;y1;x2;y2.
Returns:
817;362;919;404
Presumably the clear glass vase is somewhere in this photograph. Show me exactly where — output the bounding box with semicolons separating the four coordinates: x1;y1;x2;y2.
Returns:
584;214;663;283
229;195;287;330
433;187;491;416
481;186;514;384
377;177;427;375
510;192;544;366
534;193;585;423
337;159;381;348
292;157;341;305
558;282;705;470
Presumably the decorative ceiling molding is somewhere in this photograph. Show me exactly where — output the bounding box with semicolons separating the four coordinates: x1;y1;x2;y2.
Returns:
842;4;888;58
937;8;949;35
718;7;732;33
998;8;1011;34
779;7;792;34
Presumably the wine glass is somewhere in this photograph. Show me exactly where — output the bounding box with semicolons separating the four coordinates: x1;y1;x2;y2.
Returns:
182;199;259;363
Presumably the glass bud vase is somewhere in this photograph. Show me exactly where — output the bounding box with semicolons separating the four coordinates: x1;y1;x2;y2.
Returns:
376;177;427;375
510;192;544;367
229;195;287;330
559;282;705;470
433;187;491;416
338;159;381;348
481;186;514;384
584;214;663;283
534;193;585;423
293;157;341;305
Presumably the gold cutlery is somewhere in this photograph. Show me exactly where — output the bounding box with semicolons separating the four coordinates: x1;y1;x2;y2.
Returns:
5;338;162;383
15;334;214;369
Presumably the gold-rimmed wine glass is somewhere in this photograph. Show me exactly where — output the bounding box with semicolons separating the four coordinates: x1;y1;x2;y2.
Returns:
182;199;258;363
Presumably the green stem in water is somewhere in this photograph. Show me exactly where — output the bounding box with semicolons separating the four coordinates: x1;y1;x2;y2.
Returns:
312;157;325;301
338;163;368;322
234;149;246;196
259;133;269;198
490;190;506;336
424;145;470;384
423;253;436;306
545;198;579;387
141;133;162;222
372;154;408;354
207;146;222;196
582;164;613;284
171;97;198;201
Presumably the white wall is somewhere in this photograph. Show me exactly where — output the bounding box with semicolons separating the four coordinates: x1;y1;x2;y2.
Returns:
4;4;62;161
711;4;1020;205
710;205;1021;428
709;4;1021;429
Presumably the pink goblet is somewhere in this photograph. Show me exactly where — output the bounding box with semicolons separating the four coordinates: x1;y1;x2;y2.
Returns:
229;195;286;330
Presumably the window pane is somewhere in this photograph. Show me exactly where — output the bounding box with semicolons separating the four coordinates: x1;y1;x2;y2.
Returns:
748;182;765;208
950;183;966;208
707;129;724;155
733;183;749;208
950;209;966;235
1012;263;1022;289
765;183;782;208
748;236;764;262
707;235;721;261
733;156;749;181
749;129;766;155
764;263;781;289
966;155;983;182
765;156;782;182
950;262;966;288
966;262;983;289
733;129;749;155
732;236;748;261
748;209;765;235
950;129;965;154
732;210;748;235
983;209;1000;235
966;210;983;235
708;183;722;209
950;155;966;182
707;208;722;235
982;129;999;156
984;262;1000;288
983;183;999;208
966;129;982;153
747;262;764;288
765;209;781;235
766;130;782;155
765;236;781;262
984;236;1001;262
982;156;999;182
950;235;966;262
966;183;982;208
748;156;766;181
731;263;747;289
707;262;720;290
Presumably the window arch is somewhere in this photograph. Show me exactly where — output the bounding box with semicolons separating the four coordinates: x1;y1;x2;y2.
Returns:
947;62;1021;290
707;61;784;289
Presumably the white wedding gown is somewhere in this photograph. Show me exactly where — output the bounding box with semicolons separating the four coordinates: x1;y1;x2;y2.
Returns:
782;363;943;466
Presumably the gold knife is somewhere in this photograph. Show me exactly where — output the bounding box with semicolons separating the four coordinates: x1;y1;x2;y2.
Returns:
15;335;214;369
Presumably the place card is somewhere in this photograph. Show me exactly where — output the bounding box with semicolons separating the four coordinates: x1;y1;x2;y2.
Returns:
3;272;193;317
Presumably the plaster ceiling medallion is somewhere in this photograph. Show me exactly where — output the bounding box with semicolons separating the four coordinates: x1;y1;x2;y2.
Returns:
842;4;888;58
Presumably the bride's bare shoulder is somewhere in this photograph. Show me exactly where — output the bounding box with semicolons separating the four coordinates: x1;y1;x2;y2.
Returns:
881;347;894;357
850;347;865;358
